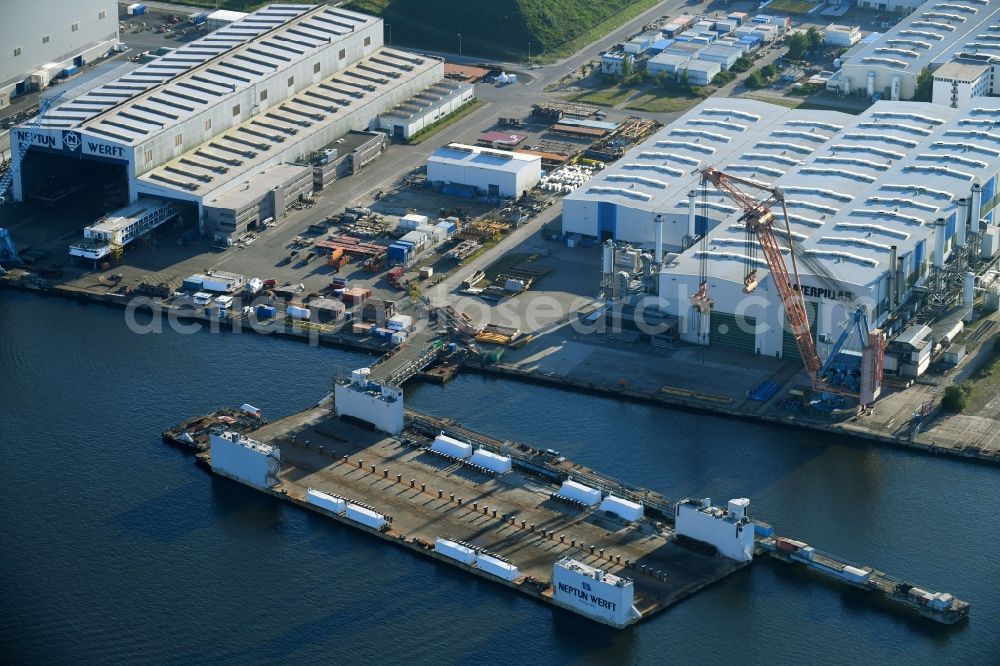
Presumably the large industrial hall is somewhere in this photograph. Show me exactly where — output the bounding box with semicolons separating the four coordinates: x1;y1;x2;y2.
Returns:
11;3;444;247
564;97;1000;368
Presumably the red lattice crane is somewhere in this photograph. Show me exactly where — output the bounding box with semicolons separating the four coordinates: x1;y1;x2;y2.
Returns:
698;167;884;405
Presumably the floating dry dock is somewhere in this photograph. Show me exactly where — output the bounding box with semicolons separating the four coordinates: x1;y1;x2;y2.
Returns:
165;391;970;628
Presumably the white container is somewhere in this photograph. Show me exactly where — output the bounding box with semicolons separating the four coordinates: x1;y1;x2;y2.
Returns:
476;553;519;581
287;305;311;320
435;538;477;565
390;331;407;346
558;479;601;506
345;503;387;530
842;565;871;585
599;495;644;522
430;433;472;459
400;213;429;230
245;278;263;295
416;224;442;242
470;448;512;474
307;489;347;515
387;314;413;331
193;291;213;305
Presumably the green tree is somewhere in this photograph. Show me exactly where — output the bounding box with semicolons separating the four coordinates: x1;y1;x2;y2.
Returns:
941;385;967;412
746;70;765;89
679;68;690;91
806;27;823;56
731;56;752;73
787;32;808;61
914;66;933;101
621;55;634;79
761;63;778;79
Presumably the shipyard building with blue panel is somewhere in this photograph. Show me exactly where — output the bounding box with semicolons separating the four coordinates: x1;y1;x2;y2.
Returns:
563;97;1000;363
10;4;444;246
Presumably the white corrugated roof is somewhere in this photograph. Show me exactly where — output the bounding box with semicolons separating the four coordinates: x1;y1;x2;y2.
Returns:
429;143;540;172
138;48;435;196
666;98;1000;290
840;0;1000;76
38;4;376;145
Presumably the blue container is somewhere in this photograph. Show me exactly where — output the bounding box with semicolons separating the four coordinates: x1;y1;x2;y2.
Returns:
191;12;207;24
256;305;277;319
61;66;79;78
754;522;775;537
388;244;409;262
182;278;202;291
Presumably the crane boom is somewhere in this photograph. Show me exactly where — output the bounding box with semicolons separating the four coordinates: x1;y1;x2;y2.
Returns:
0;91;65;204
699;167;884;405
700;167;823;377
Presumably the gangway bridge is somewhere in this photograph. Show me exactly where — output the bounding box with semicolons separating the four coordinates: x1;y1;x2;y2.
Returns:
367;329;444;387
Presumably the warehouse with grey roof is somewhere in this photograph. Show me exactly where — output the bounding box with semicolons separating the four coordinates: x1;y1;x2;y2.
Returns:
11;4;445;244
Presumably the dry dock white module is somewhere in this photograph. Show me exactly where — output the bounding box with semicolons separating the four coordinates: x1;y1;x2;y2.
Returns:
676;497;754;562
470;448;512;474
435;538;477;565
552;558;641;628
476;554;520;581
345;503;387;530
599;495;644;522
307;489;347;515
209;431;279;490
430;433;473;459
558;479;602;506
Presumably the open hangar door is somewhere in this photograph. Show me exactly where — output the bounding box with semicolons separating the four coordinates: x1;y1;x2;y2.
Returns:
19;148;129;212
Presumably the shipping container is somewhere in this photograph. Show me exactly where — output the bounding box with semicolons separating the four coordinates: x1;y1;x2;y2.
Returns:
390;331;407;346
286;305;310;320
841;565;871;585
255;305;277;319
387;314;413;331
342;287;372;306
436;220;457;235
419;266;434;279
399;213;429;230
387;244;410;264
